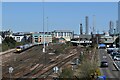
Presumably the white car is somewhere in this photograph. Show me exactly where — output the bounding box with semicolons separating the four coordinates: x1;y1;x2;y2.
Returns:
114;55;120;61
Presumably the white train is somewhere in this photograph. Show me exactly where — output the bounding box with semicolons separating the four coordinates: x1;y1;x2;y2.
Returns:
16;43;34;52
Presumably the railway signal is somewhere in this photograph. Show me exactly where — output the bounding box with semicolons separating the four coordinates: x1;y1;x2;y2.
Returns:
53;66;59;73
9;67;14;80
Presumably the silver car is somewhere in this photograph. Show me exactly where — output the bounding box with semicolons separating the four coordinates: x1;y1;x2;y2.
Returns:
114;55;120;61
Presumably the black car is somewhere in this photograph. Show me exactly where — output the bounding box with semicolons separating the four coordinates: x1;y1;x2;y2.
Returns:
100;61;108;67
107;49;113;54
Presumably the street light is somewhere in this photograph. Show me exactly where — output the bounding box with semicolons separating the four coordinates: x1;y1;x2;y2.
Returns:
42;0;47;67
42;0;45;53
47;17;48;34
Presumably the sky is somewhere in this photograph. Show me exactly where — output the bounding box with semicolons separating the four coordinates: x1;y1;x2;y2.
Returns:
1;0;120;2
2;2;118;34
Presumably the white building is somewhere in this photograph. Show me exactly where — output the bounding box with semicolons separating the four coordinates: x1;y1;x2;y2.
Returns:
100;32;118;44
12;34;24;42
52;30;73;41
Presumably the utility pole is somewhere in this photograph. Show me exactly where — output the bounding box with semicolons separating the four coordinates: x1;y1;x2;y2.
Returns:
42;0;45;53
42;0;46;67
47;17;48;34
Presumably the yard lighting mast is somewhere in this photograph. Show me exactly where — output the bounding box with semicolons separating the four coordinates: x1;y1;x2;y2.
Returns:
42;0;45;53
47;16;49;46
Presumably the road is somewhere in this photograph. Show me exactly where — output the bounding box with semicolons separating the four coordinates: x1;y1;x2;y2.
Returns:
98;49;120;79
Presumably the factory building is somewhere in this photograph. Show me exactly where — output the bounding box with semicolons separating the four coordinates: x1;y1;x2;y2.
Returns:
52;30;74;41
32;33;52;45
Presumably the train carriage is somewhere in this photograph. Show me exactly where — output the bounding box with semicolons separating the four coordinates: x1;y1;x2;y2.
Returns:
15;43;35;53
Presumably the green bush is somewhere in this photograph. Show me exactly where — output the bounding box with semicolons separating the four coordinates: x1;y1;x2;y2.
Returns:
15;42;24;46
60;67;73;78
2;42;9;51
2;37;27;51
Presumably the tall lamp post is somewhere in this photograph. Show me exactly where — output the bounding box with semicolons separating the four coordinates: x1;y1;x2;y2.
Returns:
47;17;48;34
42;0;47;67
42;0;45;53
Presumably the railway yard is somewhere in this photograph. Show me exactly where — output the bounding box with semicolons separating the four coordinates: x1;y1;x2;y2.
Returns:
1;43;82;79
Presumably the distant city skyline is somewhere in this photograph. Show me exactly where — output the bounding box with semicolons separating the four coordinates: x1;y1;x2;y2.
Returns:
2;2;118;34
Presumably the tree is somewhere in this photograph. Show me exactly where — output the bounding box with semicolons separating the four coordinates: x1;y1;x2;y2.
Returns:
59;67;73;78
52;37;59;43
3;37;16;44
2;37;16;49
76;47;98;80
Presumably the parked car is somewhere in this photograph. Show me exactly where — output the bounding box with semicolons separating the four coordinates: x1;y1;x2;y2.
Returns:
114;55;120;61
107;49;113;54
111;52;120;59
100;61;108;67
97;75;106;80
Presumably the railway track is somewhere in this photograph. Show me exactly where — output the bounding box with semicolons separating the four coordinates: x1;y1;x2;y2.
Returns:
2;46;44;78
2;45;78;79
2;45;62;78
11;48;76;79
39;53;77;79
26;49;77;79
21;54;64;78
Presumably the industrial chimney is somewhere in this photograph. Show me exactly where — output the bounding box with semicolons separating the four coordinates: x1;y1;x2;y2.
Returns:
109;21;114;35
80;23;83;35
